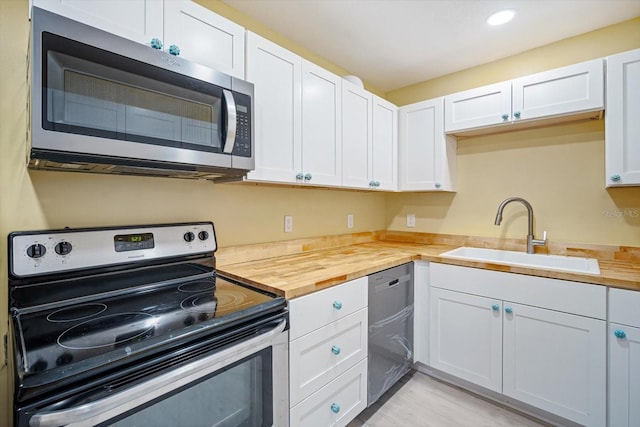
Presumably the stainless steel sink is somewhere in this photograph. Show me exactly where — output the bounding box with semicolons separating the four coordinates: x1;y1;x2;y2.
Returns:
440;247;601;275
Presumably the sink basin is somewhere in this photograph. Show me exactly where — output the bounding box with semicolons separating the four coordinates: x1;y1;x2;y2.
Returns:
440;247;601;275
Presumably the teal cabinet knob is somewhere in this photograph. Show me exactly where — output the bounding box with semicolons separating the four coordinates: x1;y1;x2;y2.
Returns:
505;306;513;314
304;173;312;181
610;174;622;182
375;181;380;187
168;44;180;56
333;301;342;310
369;180;376;187
513;111;521;119
150;38;163;50
501;113;509;121
614;329;627;339
331;403;340;414
492;303;500;311
296;172;304;180
435;182;441;189
331;345;341;355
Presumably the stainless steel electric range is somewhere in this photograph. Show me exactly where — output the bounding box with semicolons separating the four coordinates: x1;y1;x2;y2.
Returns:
8;222;289;427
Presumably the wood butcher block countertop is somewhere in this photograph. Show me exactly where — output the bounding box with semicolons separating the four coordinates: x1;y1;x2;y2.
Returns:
217;238;640;299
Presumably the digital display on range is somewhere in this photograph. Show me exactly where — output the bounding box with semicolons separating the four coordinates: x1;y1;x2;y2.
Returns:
114;233;155;252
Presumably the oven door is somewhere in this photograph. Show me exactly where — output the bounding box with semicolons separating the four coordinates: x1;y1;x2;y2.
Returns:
24;319;288;427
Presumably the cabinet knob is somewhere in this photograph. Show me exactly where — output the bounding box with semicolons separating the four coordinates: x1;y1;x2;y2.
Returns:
296;173;304;180
375;181;381;187
168;44;180;56
610;174;622;182
435;182;441;189
614;329;627;339
331;403;340;414
304;173;312;181
331;345;341;355
369;180;376;187
333;301;343;310
492;303;500;311
150;38;163;50
505;306;513;314
513;111;521;119
501;113;509;121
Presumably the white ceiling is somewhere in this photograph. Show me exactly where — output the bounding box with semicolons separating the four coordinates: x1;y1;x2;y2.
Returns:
222;0;640;92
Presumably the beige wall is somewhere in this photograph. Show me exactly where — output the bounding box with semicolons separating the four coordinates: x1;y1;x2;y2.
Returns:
385;17;640;247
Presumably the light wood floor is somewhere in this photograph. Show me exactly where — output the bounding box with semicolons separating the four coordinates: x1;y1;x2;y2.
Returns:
347;370;548;427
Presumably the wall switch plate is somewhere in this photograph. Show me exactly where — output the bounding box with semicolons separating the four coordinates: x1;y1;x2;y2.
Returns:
347;214;354;229
284;215;293;232
407;213;416;228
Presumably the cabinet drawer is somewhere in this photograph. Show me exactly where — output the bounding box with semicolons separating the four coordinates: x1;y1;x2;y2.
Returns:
290;309;368;406
290;358;367;427
289;276;367;340
610;288;640;327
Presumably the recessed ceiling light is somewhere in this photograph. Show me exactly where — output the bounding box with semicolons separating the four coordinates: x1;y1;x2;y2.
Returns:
487;9;515;26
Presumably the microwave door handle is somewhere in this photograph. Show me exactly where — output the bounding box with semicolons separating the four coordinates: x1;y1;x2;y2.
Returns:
222;89;237;154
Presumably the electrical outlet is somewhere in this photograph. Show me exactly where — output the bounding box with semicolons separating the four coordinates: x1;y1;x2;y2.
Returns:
347;214;354;229
407;213;416;228
284;215;293;233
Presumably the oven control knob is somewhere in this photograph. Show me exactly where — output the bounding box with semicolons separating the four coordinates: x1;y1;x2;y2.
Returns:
198;231;209;241
55;241;73;256
26;243;46;259
183;232;195;242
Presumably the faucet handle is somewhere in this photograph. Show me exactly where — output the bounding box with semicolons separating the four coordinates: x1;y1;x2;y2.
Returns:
541;230;547;241
532;230;547;247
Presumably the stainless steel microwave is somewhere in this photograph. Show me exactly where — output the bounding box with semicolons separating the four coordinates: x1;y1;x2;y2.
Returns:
29;7;254;181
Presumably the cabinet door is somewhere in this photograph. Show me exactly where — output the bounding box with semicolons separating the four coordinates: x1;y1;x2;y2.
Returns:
302;60;343;186
289;309;367;406
290;359;367;427
444;81;511;132
33;0;163;45
371;96;398;191
399;97;456;191
503;303;606;427
512;59;604;123
606;48;640;187
163;0;245;78
341;81;372;189
429;287;502;392
245;32;302;183
609;323;640;427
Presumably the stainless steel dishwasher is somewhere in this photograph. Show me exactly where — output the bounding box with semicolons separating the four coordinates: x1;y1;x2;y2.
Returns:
367;262;414;406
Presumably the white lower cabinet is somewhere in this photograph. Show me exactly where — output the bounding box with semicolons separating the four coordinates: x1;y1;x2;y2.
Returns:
609;288;640;427
288;277;368;427
290;359;367;427
502;303;606;426
429;263;606;427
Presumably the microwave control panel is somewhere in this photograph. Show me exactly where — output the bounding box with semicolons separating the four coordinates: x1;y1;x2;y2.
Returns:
232;92;252;158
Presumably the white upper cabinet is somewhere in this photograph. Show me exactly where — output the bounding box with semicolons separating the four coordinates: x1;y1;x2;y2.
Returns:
341;84;398;191
32;0;164;45
399;97;456;191
371;96;398;191
163;0;245;78
444;81;512;133
445;59;604;135
33;0;245;78
245;32;302;183
301;60;343;186
342;81;373;189
605;48;640;187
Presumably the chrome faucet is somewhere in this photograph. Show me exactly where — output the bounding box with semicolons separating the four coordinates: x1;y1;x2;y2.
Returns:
494;197;547;254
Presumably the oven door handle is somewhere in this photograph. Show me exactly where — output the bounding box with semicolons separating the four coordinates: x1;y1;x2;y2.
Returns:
29;319;287;427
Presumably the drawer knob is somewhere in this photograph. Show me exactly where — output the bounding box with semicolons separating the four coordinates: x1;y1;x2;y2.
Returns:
513;111;521;119
505;306;513;314
333;301;343;310
304;173;312;181
296;172;304;180
331;345;341;355
150;38;163;50
614;329;627;339
501;113;509;121
331;403;340;414
491;303;500;311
